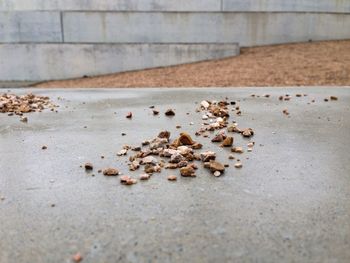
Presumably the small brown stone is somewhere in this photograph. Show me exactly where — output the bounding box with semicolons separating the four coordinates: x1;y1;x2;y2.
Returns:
234;162;243;168
103;168;119;176
211;134;224;143
242;128;254;138
330;96;338;101
168;175;177;181
158;130;171;140
231;147;244;153
179;132;195;145
42;145;47;150
126;112;132;119
140;174;151;180
120;176;137;185
209;161;225;173
153;110;159;115
84;162;93;170
165;109;175;116
20;116;28;122
220;136;234;147
200;151;216;162
283;109;290;115
72;253;83;263
180;166;196;177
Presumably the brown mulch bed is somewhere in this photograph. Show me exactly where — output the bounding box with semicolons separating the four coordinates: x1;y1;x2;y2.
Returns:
34;40;350;88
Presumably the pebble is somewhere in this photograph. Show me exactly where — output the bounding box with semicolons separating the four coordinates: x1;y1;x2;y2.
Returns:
103;168;119;176
214;171;221;177
72;253;83;263
168;175;177;181
234;162;243;168
165;109;175;116
209;161;225;173
120;176;137;185
140;174;151;180
84;162;93;170
200;100;210;109
180;166;196;177
220;136;234;147
20;116;28;122
200;151;216;162
126;112;132;119
42;145;47;150
202;115;209;120
231;147;244;153
228;154;235;160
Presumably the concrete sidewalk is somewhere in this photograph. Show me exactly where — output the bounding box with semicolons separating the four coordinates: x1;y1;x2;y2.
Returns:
0;87;350;263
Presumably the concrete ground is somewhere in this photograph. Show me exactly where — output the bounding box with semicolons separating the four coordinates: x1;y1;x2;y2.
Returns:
0;87;350;263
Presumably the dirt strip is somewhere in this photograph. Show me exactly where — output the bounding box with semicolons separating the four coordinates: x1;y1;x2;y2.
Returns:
34;40;350;88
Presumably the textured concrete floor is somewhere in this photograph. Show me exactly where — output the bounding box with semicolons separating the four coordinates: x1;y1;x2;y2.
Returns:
0;87;350;263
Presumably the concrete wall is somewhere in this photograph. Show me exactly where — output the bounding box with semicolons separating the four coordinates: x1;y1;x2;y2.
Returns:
0;44;239;81
1;0;350;13
1;0;350;81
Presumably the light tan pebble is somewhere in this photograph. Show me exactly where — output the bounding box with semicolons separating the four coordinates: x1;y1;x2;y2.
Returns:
103;168;119;176
168;175;177;181
234;162;243;168
140;174;151;180
214;171;221;177
228;154;235;160
231;147;244;154
247;148;253;152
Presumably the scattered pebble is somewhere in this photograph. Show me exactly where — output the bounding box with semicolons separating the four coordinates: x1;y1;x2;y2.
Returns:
140;174;151;180
42;145;47;150
234;162;243;168
330;96;338;101
231;147;244;153
84;162;93;171
103;168;119;176
220;136;234;147
214;171;221;177
120;176;137;185
126;112;133;119
165;109;175;116
72;253;83;263
167;175;177;181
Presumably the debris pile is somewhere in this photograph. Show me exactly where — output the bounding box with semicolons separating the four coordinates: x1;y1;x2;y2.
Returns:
83;98;256;186
0;93;58;121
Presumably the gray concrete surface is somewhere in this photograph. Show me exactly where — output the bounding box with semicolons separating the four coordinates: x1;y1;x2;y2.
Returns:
0;87;350;263
0;43;239;81
0;11;62;43
223;0;350;13
62;12;350;45
2;0;350;13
